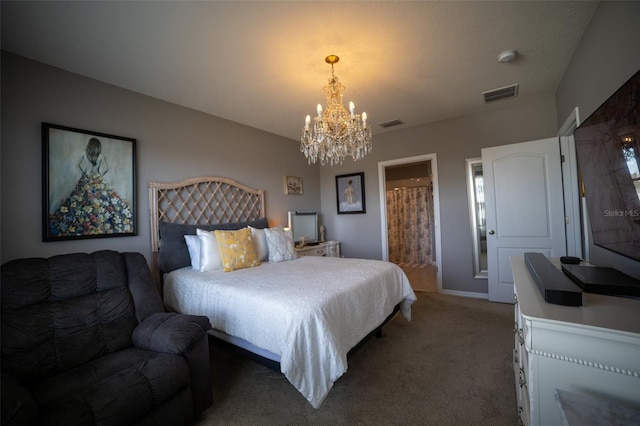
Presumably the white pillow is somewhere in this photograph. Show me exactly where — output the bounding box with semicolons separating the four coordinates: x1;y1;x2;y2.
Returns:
249;226;269;262
184;235;201;270
196;228;223;271
264;227;297;263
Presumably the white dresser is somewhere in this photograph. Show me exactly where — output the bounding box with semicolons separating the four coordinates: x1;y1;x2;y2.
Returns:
295;240;341;258
511;257;640;426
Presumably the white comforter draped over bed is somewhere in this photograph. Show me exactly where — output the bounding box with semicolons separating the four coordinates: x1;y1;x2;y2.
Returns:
163;256;416;408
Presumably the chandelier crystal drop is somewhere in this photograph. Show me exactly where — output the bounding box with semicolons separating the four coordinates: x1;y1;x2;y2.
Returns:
301;55;372;166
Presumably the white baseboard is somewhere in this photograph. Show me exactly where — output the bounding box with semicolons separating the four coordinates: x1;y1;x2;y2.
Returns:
439;289;489;300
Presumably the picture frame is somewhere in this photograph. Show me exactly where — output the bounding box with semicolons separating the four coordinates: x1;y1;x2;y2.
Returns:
336;172;366;214
42;123;137;241
285;176;303;195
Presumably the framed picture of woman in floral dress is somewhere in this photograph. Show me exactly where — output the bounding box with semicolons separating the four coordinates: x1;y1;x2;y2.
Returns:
42;123;137;241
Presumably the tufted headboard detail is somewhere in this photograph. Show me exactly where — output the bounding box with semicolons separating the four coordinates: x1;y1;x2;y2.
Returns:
148;177;266;283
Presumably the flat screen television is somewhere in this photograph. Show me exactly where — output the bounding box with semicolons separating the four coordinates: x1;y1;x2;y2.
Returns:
287;211;318;245
573;69;640;261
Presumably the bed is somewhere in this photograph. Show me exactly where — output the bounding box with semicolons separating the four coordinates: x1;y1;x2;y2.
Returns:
149;176;417;408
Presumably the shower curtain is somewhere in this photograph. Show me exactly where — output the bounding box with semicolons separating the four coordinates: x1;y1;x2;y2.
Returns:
386;185;436;265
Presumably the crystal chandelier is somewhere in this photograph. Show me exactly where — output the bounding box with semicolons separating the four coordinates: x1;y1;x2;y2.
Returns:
301;55;372;166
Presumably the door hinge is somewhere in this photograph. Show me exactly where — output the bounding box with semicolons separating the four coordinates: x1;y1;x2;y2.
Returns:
561;154;566;163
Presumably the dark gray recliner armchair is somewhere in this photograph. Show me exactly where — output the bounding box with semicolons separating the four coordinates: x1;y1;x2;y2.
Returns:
1;250;212;425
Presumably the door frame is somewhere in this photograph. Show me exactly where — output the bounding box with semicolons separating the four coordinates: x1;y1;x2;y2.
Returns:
558;107;583;259
378;153;443;292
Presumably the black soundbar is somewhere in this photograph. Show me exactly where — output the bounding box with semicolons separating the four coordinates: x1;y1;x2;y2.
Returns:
561;264;640;297
524;253;583;306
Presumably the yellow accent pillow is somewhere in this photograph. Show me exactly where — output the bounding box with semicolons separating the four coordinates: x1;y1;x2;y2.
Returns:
214;228;260;272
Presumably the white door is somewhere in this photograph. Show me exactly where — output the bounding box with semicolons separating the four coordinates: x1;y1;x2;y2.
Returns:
482;138;567;303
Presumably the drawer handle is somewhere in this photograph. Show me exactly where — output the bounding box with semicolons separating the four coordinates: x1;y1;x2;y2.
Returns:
518;368;527;388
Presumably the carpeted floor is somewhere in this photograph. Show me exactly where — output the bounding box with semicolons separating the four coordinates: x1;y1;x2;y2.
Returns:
195;292;518;425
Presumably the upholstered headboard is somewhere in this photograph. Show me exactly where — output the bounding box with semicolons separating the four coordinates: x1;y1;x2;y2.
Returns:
148;176;266;280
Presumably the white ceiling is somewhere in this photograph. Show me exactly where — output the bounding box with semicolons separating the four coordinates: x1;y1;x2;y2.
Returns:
1;1;599;141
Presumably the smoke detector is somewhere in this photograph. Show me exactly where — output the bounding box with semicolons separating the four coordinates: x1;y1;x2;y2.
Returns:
497;50;517;63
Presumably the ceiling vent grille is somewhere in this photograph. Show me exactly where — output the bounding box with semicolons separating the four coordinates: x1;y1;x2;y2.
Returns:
378;119;404;128
482;84;519;103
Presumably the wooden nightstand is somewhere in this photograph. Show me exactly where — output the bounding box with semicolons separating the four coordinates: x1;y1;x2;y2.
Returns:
295;240;341;258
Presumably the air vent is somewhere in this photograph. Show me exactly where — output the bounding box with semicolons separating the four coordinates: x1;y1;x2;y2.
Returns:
378;119;404;128
482;84;519;103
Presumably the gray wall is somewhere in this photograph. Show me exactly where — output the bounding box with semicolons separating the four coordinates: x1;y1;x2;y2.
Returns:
320;95;558;294
1;49;558;296
1;52;320;264
3;2;638;294
320;1;640;294
556;1;640;278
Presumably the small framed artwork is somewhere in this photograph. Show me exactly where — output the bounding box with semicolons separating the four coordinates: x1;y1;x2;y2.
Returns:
42;122;137;241
336;172;366;214
285;176;303;195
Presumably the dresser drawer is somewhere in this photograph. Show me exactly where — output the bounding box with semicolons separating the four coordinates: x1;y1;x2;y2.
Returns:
295;241;341;258
298;246;329;257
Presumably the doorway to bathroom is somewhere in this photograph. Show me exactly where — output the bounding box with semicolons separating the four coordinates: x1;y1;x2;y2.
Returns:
378;154;442;292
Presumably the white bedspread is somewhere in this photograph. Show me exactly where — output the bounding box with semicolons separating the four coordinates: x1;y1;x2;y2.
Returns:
163;256;416;408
